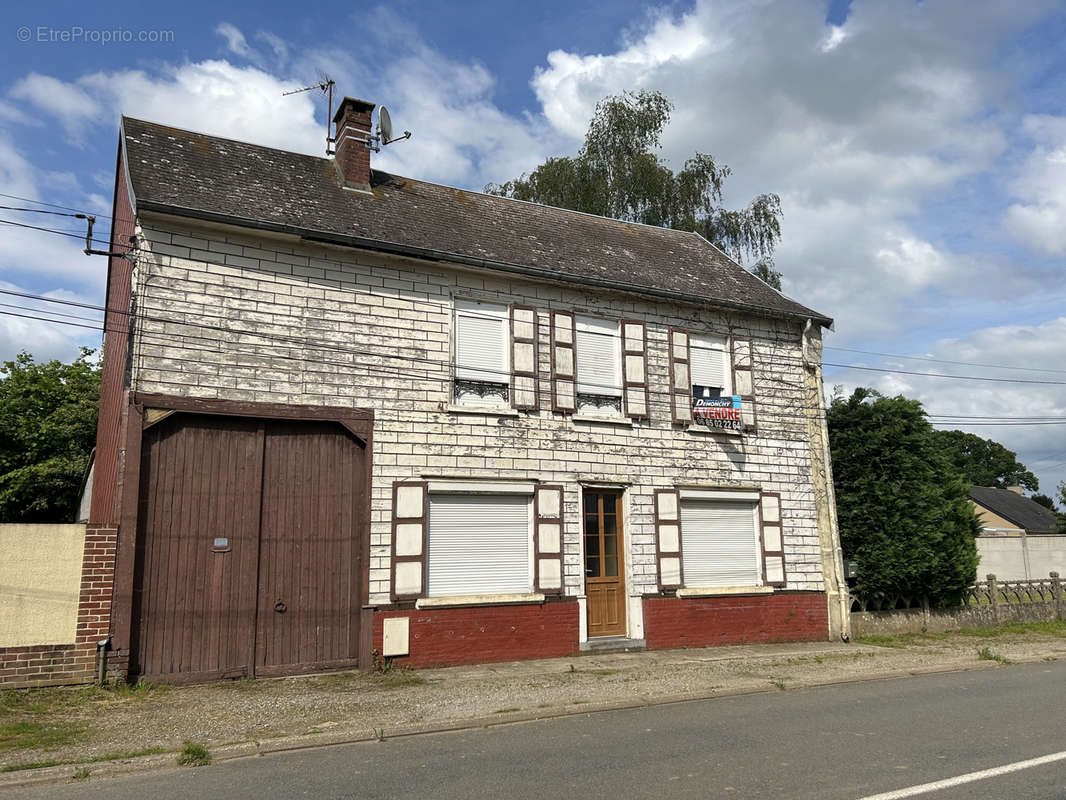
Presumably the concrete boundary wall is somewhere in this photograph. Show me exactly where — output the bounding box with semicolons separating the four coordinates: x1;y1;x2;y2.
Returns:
0;524;85;648
977;535;1066;581
851;572;1065;637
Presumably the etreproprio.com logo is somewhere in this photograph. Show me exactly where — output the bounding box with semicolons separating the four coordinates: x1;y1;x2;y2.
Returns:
16;26;175;44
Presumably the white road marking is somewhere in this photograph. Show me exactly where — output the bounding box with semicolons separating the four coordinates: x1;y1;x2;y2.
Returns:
856;750;1066;800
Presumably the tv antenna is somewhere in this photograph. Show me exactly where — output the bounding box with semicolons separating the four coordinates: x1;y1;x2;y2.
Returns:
282;75;335;155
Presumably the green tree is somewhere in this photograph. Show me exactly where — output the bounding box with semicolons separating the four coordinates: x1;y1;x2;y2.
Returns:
0;350;99;522
485;90;784;284
1031;493;1056;511
828;388;980;607
932;429;1038;491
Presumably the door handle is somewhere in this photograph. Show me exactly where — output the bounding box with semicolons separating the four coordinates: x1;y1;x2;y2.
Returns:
274;600;287;614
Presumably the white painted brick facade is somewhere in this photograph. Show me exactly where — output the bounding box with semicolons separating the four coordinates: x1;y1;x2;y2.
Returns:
129;216;830;606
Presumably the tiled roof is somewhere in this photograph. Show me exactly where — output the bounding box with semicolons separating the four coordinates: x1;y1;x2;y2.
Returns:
969;486;1060;534
121;117;831;325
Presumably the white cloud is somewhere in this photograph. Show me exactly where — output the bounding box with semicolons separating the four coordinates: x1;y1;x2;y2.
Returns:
216;22;253;59
76;61;324;154
0;281;101;363
524;0;1050;338
827;316;1066;496
1004;114;1066;255
9;74;104;139
820;25;848;53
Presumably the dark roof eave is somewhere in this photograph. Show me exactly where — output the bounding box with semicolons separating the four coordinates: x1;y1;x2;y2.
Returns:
137;200;835;328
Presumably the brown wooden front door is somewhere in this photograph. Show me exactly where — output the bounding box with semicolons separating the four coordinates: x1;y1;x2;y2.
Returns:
584;490;626;637
132;414;366;683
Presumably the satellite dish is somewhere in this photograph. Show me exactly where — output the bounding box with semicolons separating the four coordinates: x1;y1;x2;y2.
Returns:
378;107;393;143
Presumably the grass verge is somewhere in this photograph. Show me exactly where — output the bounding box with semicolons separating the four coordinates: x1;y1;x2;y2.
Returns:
856;620;1066;649
0;721;85;754
1;681;170;717
0;747;170;774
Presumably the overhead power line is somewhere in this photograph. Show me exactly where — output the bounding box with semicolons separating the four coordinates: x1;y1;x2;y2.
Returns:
3;303;1066;432
0;190;113;221
823;362;1066;387
824;345;1066;376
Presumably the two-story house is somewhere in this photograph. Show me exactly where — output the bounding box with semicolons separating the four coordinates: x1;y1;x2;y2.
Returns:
77;97;848;684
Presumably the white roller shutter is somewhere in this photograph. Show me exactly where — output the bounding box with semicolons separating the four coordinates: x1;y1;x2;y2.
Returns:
428;494;531;596
680;500;760;586
575;315;621;396
690;334;728;391
455;301;508;382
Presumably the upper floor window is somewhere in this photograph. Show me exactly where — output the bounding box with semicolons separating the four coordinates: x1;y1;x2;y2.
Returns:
575;315;622;415
689;333;730;400
453;299;509;406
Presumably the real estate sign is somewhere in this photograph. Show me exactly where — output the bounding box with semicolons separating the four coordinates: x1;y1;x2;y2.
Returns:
692;389;743;431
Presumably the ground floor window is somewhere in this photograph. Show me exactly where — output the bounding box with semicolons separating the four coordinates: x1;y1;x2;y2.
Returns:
427;493;532;597
680;498;762;587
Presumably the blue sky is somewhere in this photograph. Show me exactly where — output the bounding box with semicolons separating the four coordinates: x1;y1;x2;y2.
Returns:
1;0;1065;501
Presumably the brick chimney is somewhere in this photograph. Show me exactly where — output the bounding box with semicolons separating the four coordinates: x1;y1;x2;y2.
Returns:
332;97;376;190
1007;485;1024;495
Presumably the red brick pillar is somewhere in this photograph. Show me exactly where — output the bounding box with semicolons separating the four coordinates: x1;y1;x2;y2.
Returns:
74;526;124;682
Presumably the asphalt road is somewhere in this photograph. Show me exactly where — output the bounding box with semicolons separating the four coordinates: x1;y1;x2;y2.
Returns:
10;661;1066;799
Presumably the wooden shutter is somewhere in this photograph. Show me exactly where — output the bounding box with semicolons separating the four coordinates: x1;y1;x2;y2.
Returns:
680;500;761;586
621;320;649;419
391;481;428;601
427;494;531;596
510;305;538;410
759;491;786;587
731;338;757;433
551;310;576;413
534;485;564;594
655;489;683;590
669;328;692;425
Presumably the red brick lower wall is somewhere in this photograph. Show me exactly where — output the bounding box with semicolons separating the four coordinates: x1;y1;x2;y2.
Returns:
0;526;119;688
643;592;828;650
374;601;581;668
0;644;82;688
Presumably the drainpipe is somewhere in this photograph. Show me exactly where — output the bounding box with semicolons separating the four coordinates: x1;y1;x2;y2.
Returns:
96;638;111;685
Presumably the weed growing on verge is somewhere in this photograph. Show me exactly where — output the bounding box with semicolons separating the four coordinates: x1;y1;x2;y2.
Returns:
177;742;211;767
976;647;1013;664
72;767;90;781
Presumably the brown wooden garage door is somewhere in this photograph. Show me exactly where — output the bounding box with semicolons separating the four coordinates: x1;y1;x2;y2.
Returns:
131;414;367;683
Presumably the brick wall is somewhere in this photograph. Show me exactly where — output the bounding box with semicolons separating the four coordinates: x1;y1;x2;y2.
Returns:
0;644;80;688
643;593;829;650
373;601;580;667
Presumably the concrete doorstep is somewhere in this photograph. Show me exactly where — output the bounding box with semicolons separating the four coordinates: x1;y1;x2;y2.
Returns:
1;635;1062;791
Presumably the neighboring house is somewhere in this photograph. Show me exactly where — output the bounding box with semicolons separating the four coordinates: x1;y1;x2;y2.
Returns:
969;486;1059;536
28;97;847;685
971;485;1064;582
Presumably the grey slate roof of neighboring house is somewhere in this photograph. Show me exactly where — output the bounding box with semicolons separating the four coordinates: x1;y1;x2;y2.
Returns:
969;487;1060;534
120;117;831;326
